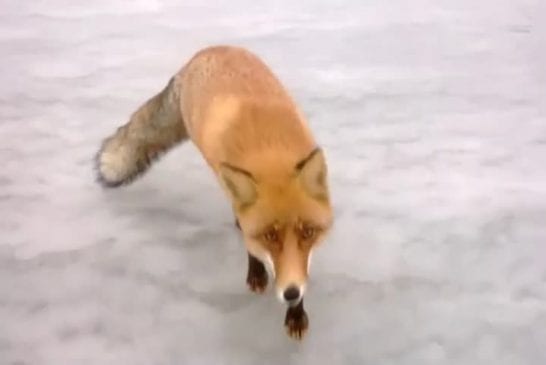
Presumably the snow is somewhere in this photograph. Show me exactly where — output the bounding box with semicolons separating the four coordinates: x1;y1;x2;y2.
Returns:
1;0;545;364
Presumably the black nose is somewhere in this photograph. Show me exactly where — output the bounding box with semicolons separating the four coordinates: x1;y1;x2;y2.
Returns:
283;286;300;302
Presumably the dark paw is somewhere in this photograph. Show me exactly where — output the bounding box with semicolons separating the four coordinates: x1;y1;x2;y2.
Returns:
284;303;309;340
246;271;268;293
235;219;241;230
246;253;268;293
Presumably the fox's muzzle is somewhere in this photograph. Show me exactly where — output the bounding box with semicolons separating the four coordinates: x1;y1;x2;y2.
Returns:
273;247;312;307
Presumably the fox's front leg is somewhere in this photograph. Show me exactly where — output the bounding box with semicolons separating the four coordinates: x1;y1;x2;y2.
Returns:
285;298;309;340
236;219;268;292
246;253;268;293
235;219;268;292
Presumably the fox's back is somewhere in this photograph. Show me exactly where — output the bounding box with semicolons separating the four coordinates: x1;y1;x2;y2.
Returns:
177;46;315;174
180;46;289;103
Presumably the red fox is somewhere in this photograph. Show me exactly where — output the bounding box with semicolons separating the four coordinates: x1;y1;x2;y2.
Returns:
95;45;333;340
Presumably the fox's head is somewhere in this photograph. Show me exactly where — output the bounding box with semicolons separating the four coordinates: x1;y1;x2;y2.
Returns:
219;147;333;306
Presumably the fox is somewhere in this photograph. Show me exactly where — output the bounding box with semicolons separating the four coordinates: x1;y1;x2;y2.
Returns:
95;45;333;340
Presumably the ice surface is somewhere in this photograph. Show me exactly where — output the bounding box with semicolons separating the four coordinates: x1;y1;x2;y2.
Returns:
1;0;545;364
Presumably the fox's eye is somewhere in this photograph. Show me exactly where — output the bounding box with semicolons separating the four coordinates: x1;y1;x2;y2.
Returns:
301;225;316;240
263;230;279;243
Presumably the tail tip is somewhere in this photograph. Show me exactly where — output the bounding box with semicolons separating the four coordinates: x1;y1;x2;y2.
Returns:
94;144;133;188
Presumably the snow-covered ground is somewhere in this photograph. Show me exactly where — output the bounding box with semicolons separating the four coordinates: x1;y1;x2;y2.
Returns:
1;0;545;363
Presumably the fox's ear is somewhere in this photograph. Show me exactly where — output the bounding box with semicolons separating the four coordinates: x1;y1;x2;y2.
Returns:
296;147;329;201
219;163;257;208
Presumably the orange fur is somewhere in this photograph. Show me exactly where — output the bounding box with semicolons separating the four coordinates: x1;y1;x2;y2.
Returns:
178;47;333;295
96;45;333;340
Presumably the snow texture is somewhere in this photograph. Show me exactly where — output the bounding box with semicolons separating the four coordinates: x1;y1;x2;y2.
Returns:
1;0;545;364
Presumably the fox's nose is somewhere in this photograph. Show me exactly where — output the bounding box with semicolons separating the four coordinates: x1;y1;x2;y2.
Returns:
283;286;300;302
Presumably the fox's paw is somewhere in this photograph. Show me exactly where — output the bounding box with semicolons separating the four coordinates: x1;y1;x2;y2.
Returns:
246;269;268;293
246;253;268;293
284;305;309;340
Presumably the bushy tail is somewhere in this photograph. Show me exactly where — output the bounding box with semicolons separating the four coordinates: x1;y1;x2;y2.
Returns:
95;76;188;187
